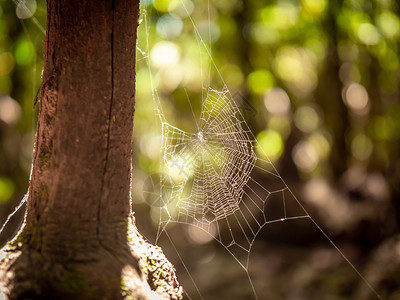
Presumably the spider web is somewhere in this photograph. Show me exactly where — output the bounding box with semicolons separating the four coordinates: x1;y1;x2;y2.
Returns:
162;88;256;223
157;87;307;261
138;2;382;299
157;87;310;269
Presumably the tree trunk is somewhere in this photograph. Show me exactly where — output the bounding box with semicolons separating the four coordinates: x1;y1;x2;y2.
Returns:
318;0;348;178
0;1;182;299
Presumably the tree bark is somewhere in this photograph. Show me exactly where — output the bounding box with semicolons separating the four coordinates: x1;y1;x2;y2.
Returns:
0;1;182;299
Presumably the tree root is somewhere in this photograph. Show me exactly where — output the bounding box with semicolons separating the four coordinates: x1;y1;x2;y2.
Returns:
0;219;182;300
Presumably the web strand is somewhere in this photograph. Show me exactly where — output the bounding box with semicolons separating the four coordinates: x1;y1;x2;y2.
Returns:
137;2;383;299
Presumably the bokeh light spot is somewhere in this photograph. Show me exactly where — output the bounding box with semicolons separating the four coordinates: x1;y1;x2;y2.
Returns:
140;134;162;161
251;23;280;45
376;12;400;40
343;83;369;112
256;129;284;161
0;95;22;125
260;3;299;30
247;69;274;95
302;0;327;16
14;39;35;65
16;0;37;19
274;47;317;93
264;87;291;116
294;105;320;133
150;41;180;68
0;177;15;202
292;141;319;173
157;14;183;39
187;224;216;244
197;21;221;43
357;23;380;45
153;0;178;12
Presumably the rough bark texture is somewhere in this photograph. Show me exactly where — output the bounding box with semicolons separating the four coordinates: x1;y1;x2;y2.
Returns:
0;1;182;299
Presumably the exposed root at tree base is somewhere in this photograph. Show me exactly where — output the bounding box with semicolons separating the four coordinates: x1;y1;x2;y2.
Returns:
0;219;183;300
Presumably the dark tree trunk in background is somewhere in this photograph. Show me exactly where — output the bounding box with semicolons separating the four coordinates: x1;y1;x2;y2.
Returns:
318;0;348;178
0;1;182;299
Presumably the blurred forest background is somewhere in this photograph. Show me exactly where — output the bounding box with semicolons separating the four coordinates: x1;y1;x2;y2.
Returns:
1;0;400;299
